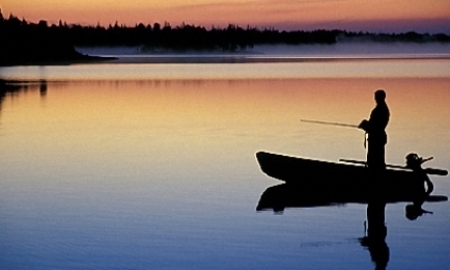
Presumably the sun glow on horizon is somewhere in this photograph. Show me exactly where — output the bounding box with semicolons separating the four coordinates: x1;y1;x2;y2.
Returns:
2;0;450;33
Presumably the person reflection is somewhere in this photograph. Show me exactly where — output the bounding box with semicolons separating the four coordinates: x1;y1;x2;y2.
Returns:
360;202;389;270
359;90;390;171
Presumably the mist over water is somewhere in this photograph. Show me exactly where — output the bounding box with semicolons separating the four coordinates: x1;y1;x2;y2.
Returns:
77;42;450;59
251;42;450;57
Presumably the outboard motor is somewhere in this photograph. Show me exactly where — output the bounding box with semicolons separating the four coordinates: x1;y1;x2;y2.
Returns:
405;153;433;171
404;153;434;220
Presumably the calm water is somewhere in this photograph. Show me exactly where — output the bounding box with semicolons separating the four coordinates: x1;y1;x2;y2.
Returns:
1;57;450;269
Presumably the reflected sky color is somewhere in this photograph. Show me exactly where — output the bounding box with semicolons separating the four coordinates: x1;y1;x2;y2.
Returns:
1;61;449;270
1;59;450;82
2;77;449;164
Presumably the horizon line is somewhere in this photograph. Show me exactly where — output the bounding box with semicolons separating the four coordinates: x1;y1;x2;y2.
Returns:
3;11;450;36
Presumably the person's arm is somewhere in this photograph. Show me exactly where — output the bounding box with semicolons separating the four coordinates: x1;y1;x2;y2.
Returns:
358;119;369;132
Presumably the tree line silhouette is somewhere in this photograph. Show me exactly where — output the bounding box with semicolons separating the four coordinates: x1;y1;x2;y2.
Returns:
0;12;110;65
1;10;449;65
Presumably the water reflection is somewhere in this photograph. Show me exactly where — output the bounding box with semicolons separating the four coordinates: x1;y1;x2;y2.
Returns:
0;80;48;131
39;79;48;97
0;79;48;105
0;80;23;118
256;183;447;269
255;150;447;269
361;201;389;270
0;79;22;105
1;73;449;269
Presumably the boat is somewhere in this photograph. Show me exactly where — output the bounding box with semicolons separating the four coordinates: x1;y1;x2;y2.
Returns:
256;183;448;213
255;151;448;202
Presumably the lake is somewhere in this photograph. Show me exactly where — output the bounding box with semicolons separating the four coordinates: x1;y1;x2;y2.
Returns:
1;49;450;269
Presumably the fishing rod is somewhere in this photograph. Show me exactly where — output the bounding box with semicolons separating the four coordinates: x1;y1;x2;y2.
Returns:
300;119;360;129
302;118;449;176
339;158;448;176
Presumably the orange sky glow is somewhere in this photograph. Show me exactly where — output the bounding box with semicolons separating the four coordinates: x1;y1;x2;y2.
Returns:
2;0;450;33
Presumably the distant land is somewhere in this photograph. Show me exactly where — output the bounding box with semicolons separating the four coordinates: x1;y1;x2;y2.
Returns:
0;13;116;66
1;11;450;66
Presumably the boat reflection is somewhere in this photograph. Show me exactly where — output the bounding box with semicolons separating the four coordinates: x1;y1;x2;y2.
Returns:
256;184;447;270
256;183;447;213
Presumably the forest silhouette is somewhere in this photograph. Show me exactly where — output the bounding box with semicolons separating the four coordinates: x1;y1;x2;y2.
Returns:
1;10;450;66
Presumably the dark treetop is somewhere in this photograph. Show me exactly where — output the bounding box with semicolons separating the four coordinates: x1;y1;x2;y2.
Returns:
1;10;449;66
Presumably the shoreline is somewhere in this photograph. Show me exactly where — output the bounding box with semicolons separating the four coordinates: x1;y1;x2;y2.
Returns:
76;42;450;64
103;54;450;64
0;55;118;67
2;53;449;66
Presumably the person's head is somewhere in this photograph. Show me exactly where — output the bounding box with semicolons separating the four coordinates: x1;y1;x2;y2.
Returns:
374;89;386;104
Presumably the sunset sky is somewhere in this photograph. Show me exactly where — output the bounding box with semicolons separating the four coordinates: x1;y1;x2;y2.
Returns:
2;0;450;33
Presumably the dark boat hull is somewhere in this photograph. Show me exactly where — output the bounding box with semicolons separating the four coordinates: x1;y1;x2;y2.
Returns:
256;151;430;201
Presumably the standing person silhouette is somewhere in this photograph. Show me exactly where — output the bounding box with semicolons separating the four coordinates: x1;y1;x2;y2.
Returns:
359;90;390;171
